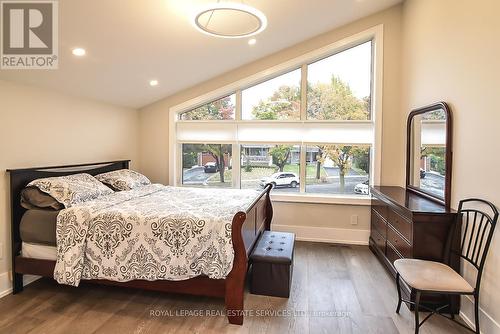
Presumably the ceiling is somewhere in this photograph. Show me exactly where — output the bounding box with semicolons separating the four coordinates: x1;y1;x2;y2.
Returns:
0;0;402;109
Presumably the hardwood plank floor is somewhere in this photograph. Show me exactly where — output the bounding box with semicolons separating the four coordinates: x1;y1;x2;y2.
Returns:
0;242;471;334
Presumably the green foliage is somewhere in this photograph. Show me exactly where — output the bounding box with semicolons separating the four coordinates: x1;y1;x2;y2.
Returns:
351;146;370;174
251;75;369;121
421;146;446;175
182;152;198;168
317;145;368;191
252;86;301;120
268;145;292;172
182;144;202;168
180;96;235;120
307;76;369;120
422;109;446;120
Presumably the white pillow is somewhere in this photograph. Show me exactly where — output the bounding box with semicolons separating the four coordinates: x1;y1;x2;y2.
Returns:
28;173;113;208
95;169;151;191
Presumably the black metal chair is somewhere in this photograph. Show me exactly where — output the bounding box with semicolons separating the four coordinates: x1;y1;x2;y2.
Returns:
394;198;498;334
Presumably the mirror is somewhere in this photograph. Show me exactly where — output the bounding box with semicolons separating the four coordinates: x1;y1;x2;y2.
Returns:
406;102;452;208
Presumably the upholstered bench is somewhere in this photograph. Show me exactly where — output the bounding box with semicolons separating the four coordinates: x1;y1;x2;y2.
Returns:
250;230;295;298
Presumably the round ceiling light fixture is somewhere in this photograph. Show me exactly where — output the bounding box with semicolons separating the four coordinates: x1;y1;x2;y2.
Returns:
192;2;267;39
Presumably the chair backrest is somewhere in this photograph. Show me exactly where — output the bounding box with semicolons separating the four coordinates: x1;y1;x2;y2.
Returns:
452;199;498;276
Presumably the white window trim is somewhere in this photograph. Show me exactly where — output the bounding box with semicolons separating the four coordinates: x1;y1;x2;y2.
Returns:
169;25;383;205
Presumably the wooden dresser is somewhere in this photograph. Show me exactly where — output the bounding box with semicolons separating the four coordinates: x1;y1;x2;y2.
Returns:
369;186;460;313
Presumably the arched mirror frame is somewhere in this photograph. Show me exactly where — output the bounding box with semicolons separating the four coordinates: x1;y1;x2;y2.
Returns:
406;102;452;208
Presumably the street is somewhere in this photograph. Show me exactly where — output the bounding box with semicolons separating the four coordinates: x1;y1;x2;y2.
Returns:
419;172;445;196
182;166;370;195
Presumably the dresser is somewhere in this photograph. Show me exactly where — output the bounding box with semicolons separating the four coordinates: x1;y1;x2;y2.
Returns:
369;186;460;313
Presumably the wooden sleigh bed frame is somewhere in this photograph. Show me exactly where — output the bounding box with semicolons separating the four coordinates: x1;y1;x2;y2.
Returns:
7;160;273;325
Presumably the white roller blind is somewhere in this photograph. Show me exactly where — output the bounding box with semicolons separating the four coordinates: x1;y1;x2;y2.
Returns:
176;121;374;145
302;122;373;144
176;122;237;142
421;121;446;146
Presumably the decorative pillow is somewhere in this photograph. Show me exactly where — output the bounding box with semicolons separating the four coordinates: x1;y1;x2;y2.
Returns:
27;173;113;208
21;186;64;210
95;169;151;191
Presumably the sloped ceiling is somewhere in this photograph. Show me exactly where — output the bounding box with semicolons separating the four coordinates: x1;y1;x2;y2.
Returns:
0;0;402;108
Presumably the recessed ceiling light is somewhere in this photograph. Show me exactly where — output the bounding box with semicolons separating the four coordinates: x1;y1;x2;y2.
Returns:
248;38;257;45
192;3;267;38
72;48;86;56
149;80;159;87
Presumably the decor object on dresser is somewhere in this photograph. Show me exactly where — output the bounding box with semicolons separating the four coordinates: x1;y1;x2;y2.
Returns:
395;198;498;334
250;231;295;298
370;102;459;312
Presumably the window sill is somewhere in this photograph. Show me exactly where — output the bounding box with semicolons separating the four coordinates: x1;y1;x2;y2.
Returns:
270;193;371;205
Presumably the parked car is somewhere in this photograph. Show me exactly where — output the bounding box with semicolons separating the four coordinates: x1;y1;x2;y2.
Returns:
420;168;426;178
260;172;299;188
354;180;369;195
204;162;219;173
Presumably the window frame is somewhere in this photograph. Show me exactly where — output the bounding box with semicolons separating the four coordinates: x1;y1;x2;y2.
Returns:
169;25;384;205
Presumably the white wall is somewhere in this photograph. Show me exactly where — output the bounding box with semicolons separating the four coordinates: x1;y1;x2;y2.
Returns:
401;1;500;332
0;80;139;296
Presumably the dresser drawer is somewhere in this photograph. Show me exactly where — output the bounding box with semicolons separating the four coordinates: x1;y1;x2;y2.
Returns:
388;209;412;243
387;224;412;258
372;198;388;220
371;209;387;238
386;241;404;266
371;228;386;253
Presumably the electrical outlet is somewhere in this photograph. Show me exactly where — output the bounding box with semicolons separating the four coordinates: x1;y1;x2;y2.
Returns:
350;215;358;225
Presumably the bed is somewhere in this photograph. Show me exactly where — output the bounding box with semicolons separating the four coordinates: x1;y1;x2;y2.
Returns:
7;160;273;325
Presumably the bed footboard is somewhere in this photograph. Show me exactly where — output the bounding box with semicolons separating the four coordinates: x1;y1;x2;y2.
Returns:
225;184;273;325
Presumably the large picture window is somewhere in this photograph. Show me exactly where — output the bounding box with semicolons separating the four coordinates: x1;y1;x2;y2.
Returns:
173;27;382;201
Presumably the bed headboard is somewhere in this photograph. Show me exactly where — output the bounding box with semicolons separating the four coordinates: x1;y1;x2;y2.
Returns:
6;160;130;264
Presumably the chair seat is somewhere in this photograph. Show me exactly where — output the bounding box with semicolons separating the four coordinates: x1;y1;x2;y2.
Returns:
394;259;474;293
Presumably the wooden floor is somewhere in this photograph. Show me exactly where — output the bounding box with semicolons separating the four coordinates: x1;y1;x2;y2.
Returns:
0;242;471;334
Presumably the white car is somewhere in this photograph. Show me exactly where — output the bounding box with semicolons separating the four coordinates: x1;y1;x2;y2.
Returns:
260;172;299;188
354;180;370;195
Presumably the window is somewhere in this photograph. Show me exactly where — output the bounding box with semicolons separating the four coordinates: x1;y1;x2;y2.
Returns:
173;27;382;201
182;144;232;188
179;95;235;120
305;145;370;195
307;41;372;120
241;144;300;193
242;69;301;120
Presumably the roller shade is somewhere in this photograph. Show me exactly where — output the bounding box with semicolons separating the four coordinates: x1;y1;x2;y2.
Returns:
176;121;374;145
421;121;446;146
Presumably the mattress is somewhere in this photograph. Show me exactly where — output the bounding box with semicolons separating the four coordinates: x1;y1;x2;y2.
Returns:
22;242;57;260
20;209;58;246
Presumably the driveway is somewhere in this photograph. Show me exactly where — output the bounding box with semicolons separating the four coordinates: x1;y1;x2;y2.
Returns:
419;172;445;196
182;166;212;184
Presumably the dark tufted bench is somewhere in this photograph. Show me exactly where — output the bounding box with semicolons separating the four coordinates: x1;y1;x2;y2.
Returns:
250;230;295;298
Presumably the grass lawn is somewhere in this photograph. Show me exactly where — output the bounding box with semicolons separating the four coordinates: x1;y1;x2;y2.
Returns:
210;163;328;184
283;164;327;178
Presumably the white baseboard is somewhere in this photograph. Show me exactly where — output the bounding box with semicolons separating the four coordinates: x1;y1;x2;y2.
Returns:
0;271;41;298
459;295;500;334
272;224;369;245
